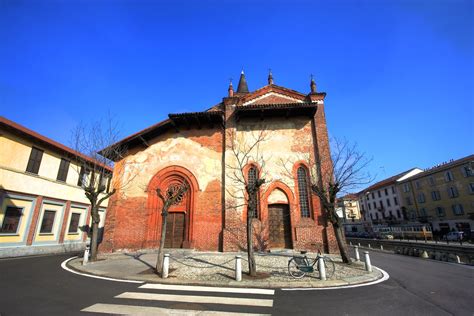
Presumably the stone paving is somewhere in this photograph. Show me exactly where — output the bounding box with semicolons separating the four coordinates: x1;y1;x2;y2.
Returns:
68;249;383;288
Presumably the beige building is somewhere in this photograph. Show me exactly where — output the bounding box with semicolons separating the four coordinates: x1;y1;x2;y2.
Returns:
397;155;474;237
338;194;361;221
0;117;111;258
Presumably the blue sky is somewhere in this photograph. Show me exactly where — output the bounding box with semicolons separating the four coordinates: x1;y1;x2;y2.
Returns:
1;0;473;186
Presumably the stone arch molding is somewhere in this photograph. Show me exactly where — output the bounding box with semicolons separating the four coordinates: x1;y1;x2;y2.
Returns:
145;165;199;248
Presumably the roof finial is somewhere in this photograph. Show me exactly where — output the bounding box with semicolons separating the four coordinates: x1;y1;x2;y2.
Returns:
268;69;274;85
310;74;317;93
228;78;234;97
237;70;249;93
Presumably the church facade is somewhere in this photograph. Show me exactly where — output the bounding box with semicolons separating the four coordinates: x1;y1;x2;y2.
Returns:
100;72;338;253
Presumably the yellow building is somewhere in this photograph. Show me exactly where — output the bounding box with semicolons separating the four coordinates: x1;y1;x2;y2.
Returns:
397;155;474;238
0;117;112;258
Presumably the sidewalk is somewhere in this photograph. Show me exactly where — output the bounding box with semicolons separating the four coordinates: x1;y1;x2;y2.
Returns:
67;249;383;288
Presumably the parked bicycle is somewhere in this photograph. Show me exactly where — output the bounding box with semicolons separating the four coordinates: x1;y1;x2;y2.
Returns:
288;250;335;279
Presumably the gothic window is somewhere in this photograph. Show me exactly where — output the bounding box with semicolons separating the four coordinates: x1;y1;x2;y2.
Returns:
297;166;311;218
247;166;259;218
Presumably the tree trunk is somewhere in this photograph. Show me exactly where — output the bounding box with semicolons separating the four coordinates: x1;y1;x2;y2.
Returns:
156;207;168;275
90;205;100;261
246;214;256;276
333;223;352;264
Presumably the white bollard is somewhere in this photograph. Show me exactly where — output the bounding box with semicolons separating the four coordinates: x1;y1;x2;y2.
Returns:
318;255;326;281
235;255;242;281
380;245;384;251
455;255;461;264
354;245;360;261
83;244;90;265
162;254;170;279
364;251;372;272
358;242;361;247
368;243;371;249
350;241;353;246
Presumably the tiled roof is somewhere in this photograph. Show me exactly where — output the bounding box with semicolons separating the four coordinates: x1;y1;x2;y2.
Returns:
358;168;420;194
0;116;112;172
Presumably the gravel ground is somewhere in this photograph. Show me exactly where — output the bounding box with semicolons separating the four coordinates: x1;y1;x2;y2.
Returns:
165;251;368;282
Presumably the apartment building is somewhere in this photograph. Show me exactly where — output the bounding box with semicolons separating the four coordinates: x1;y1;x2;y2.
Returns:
397;155;474;237
0;117;112;258
358;168;423;225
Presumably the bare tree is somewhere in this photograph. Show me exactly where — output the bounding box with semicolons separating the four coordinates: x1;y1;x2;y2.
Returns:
280;138;373;264
312;138;373;263
155;183;188;275
226;129;268;277
71;117;126;261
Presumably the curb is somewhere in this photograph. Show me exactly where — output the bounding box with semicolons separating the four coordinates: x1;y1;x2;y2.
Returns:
62;256;389;290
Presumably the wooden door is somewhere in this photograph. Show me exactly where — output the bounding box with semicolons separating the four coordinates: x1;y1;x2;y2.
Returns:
268;204;292;248
164;212;185;248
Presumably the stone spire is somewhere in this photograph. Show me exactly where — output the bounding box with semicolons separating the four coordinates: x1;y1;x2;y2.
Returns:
310;74;317;93
228;79;234;97
237;70;249;93
268;69;274;85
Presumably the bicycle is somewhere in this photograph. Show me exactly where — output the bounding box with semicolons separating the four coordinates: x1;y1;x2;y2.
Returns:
288;250;335;279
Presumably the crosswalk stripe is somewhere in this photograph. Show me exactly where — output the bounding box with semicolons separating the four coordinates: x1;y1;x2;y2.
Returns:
115;292;274;307
140;283;275;295
82;303;271;315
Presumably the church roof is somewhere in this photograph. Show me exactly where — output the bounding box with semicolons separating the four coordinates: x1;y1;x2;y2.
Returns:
100;72;326;161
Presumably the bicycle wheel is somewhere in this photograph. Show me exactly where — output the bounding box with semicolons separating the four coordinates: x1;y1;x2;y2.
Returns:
320;256;335;279
288;258;306;279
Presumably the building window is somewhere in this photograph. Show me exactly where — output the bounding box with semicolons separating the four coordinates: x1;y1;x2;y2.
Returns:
40;210;56;234
431;190;441;201
379;200;384;209
77;167;90;187
26;147;44;174
56;158;70;182
417;192;426;203
297;167;311;218
0;206;23;234
448;186;459;198
419;208;427;217
469;183;474;194
444;171;454;182
428;177;435;186
394;197;398;205
367;194;370;201
368;203;371;210
371;192;375;199
68;213;81;233
375;213;379;220
410;211;416;220
377;191;381;198
386;198;391;207
392;186;396;194
461;165;473;177
406;197;412;205
396;209;401;218
384;188;388;196
415;181;421;189
373;202;377;209
452;204;464;215
248;166;260;218
436;207;445;217
403;183;410;193
370;213;373;220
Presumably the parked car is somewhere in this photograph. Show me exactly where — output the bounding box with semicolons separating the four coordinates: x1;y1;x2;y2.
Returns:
443;231;464;241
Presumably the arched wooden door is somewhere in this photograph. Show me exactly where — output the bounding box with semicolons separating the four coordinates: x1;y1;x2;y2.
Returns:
268;203;292;249
162;179;189;249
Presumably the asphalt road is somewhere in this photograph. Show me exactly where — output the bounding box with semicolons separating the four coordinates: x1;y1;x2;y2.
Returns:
0;250;472;316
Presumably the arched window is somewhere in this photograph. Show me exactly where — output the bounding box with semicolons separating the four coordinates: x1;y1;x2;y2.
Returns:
247;166;259;218
297;166;311;218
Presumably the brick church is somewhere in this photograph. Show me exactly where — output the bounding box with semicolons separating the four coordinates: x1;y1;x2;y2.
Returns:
100;71;338;254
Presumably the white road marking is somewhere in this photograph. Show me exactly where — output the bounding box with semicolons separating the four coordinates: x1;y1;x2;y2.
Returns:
140;283;275;295
281;267;390;291
82;303;271;315
115;292;274;307
60;256;144;284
